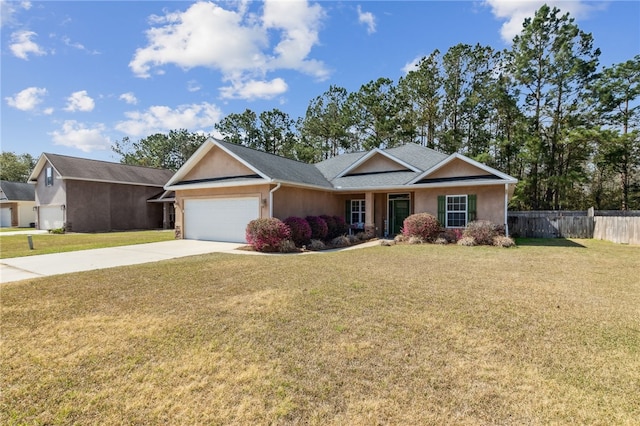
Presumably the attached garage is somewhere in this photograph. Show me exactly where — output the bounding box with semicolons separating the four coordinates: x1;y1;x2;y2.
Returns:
0;207;12;227
184;197;260;242
38;206;65;230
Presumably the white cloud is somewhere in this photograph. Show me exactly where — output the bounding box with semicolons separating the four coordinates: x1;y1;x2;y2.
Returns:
402;56;422;74
64;90;95;112
357;5;376;34
50;120;111;152
61;35;100;55
9;30;46;59
115;102;222;137
220;77;288;100
119;92;138;105
129;0;328;99
5;86;47;111
187;80;201;92
1;1;31;28
484;0;596;43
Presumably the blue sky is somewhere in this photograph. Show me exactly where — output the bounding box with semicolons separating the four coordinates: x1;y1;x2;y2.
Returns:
2;0;639;163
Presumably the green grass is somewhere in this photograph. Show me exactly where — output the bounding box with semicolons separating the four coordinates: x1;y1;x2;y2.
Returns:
1;239;639;424
0;227;24;233
0;230;174;259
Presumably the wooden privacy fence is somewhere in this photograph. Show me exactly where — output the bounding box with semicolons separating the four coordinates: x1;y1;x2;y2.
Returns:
508;210;640;245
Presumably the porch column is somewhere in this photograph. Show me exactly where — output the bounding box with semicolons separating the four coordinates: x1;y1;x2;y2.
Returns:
365;192;375;237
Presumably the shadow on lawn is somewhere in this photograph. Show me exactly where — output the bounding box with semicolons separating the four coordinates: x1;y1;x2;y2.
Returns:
515;238;587;248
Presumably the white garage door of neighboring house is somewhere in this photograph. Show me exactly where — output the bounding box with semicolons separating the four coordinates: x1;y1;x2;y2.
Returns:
184;197;260;243
39;206;65;230
0;207;11;227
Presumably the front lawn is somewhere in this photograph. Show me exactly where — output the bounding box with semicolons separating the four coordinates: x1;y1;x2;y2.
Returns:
0;230;174;259
1;240;638;424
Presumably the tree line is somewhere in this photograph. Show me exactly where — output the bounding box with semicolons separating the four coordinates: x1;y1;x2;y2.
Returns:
3;6;637;211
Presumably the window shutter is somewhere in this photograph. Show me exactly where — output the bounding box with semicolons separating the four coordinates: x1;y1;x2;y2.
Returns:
437;195;445;225
467;194;477;222
345;200;352;225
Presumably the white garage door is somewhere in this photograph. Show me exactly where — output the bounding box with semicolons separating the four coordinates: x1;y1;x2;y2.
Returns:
39;206;65;230
184;197;260;242
0;207;11;227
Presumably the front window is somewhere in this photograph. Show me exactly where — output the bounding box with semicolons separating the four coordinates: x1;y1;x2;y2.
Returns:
446;195;467;227
351;199;365;229
45;167;53;186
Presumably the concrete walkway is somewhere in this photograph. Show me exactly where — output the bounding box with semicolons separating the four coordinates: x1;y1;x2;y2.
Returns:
0;239;383;284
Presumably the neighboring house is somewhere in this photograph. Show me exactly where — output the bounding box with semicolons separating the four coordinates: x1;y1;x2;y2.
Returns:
165;138;518;243
28;153;175;232
0;181;36;228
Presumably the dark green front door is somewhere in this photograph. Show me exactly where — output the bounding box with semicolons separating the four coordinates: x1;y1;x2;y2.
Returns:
390;199;410;235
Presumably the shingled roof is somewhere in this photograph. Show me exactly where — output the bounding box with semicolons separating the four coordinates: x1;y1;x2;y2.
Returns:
29;153;174;187
166;138;516;191
0;181;35;201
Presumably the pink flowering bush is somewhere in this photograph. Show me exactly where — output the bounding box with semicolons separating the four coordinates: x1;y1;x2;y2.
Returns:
245;218;291;252
401;213;441;242
283;216;312;247
333;215;349;237
305;216;328;241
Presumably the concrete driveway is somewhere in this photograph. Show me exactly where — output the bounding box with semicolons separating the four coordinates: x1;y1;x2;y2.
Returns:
0;240;243;284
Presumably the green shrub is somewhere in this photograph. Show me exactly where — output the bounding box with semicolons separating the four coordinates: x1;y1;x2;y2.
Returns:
463;220;501;246
277;239;298;253
401;213;440;242
245;218;291;252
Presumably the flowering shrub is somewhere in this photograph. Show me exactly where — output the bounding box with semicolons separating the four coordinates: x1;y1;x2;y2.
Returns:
333;215;349;237
463;220;502;246
305;216;328;241
401;213;441;242
320;215;338;240
245;218;291;252
283;216;312;247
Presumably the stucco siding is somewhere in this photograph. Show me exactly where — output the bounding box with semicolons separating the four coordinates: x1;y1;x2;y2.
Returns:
65;181;164;232
414;185;506;225
184;146;255;181
350;154;408;175
427;158;492;179
272;186;341;219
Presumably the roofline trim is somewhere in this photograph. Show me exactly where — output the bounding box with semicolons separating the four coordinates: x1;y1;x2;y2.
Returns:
335;148;422;178
408;153;517;184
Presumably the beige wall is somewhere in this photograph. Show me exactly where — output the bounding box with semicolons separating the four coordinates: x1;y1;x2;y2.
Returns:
184;146;255;181
427;158;491;179
350;154;407;175
272;186;342;219
414;184;507;225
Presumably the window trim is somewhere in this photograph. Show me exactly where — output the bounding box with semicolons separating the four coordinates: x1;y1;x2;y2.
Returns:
350;199;365;229
445;194;467;228
45;167;53;187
